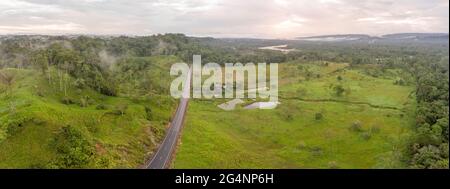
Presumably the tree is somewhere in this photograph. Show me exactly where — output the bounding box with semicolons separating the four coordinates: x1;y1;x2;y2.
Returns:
416;123;442;146
31;50;51;82
0;71;15;95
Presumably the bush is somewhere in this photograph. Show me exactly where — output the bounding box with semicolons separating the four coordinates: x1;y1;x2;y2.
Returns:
333;85;346;96
144;106;153;120
112;103;128;116
79;96;94;107
394;78;406;86
0;71;15;95
99;82;118;96
361;132;372;140
96;103;108;110
315;112;323;120
61;96;74;105
285;114;293;121
4;114;32;136
50;125;95;168
328;161;339;169
79;98;88;107
349;121;363;132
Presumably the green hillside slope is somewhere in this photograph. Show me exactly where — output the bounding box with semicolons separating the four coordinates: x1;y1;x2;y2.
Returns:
0;56;178;168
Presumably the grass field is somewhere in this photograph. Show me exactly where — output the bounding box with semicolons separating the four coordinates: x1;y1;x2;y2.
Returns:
174;61;416;168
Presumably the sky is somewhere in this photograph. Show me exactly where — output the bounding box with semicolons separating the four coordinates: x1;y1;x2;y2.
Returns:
0;0;448;38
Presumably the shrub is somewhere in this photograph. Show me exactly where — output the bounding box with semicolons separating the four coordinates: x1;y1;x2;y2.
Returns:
144;106;153;120
88;98;96;105
112;103;128;116
328;161;339;169
394;78;406;86
79;96;94;107
315;112;323;120
333;85;346;96
61;96;74;105
4;114;32;136
285;114;293;121
361;132;372;140
50;125;95;168
99;82;117;96
0;71;15;95
96;103;107;110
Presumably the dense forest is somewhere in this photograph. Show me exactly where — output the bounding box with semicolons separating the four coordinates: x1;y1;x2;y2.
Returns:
0;34;448;168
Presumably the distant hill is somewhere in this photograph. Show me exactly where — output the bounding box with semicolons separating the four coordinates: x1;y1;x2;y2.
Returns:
381;33;448;39
296;34;373;42
297;33;449;43
381;33;449;43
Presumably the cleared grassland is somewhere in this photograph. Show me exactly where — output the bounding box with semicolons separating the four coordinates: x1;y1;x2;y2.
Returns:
174;61;416;168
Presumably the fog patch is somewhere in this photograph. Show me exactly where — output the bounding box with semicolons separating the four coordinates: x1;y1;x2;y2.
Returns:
99;49;118;66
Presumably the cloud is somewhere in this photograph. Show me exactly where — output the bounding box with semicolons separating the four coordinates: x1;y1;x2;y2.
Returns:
0;22;85;33
0;0;448;38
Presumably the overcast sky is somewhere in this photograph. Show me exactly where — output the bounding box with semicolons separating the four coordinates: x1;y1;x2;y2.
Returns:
0;0;448;38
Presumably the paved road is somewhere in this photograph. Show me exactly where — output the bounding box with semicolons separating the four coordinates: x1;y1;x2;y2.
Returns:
147;68;191;169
